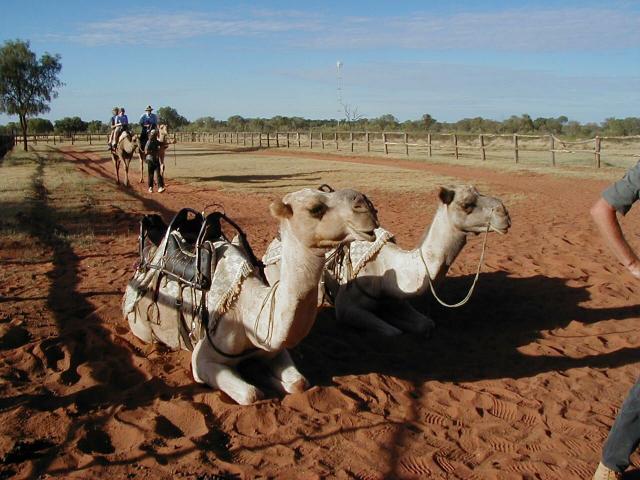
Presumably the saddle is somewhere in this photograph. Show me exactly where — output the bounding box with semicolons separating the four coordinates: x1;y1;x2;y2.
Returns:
138;208;262;290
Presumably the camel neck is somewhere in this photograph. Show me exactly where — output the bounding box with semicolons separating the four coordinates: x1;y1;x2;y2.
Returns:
419;205;467;282
264;225;326;350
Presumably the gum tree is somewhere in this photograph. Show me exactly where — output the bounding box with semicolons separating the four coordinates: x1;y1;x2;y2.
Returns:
0;39;63;150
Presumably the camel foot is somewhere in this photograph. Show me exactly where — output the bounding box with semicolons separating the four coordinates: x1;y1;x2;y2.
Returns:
139;177;144;184
284;377;309;394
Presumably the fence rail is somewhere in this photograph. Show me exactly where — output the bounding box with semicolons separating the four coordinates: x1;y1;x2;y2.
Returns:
14;131;640;168
171;131;640;168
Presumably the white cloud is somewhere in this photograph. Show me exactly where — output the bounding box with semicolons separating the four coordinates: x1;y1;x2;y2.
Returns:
46;6;640;51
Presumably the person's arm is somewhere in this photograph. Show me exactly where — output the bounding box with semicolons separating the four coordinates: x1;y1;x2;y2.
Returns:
591;197;640;278
144;139;152;155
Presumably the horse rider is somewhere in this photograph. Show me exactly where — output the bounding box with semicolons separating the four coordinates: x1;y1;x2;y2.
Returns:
139;105;158;153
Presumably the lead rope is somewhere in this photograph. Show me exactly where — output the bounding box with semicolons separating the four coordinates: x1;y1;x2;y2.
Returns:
419;221;491;308
254;280;280;348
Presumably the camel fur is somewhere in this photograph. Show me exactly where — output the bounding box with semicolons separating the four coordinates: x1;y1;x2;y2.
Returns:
123;188;378;404
264;185;511;336
110;131;139;187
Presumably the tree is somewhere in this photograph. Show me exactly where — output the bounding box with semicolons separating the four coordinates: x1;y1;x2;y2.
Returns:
0;39;63;150
86;120;106;134
54;116;87;134
27;117;53;134
157;106;189;130
422;113;436;130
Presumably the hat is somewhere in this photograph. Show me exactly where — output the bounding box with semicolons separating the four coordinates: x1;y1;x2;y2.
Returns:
145;105;153;112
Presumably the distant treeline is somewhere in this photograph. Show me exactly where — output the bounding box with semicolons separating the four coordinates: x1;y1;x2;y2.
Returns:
2;108;640;138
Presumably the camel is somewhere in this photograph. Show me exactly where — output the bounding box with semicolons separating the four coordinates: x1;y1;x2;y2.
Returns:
137;124;174;183
264;185;511;336
123;187;378;404
110;130;139;186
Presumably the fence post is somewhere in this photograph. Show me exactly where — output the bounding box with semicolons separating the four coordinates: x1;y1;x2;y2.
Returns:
335;132;339;150
550;135;556;166
366;132;370;152
321;132;324;149
350;132;354;152
513;134;519;163
427;133;432;157
297;132;301;148
309;130;313;149
453;134;458;159
383;133;388;154
267;132;270;148
89;133;92;145
479;134;486;161
53;134;56;145
33;135;37;145
404;132;409;156
71;134;74;145
286;132;290;148
595;135;601;168
275;132;279;148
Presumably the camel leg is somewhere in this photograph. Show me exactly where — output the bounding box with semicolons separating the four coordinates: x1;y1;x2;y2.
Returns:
111;153;120;185
123;157;130;187
191;338;264;405
264;349;308;394
335;288;403;336
380;299;435;336
138;150;145;183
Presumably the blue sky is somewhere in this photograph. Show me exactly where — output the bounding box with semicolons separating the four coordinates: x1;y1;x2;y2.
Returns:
1;0;639;124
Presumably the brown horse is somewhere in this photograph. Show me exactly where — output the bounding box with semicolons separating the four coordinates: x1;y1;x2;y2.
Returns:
111;131;139;187
137;124;174;183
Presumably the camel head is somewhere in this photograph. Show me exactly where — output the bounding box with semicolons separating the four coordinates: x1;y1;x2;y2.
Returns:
438;185;511;235
158;124;168;142
270;188;379;249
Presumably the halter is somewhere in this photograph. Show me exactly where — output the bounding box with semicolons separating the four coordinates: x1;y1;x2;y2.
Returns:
419;216;492;308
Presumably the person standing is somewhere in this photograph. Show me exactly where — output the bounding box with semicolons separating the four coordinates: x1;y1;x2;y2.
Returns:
591;162;640;480
139;105;158;152
144;129;165;193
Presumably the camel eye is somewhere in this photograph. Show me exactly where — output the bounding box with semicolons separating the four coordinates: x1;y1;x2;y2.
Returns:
462;202;476;212
308;203;327;218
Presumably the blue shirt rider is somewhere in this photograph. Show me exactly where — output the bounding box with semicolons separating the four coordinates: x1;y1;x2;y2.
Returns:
139;105;158;149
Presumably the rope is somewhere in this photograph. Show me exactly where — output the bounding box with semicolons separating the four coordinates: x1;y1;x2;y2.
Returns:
419;222;491;308
254;280;280;348
551;135;595;145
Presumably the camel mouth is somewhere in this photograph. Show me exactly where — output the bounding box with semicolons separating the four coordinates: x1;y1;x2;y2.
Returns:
490;224;509;235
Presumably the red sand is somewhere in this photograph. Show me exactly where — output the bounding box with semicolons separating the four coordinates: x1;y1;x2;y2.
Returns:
2;146;640;479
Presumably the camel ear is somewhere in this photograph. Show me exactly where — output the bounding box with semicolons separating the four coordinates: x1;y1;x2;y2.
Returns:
270;199;293;219
438;187;455;205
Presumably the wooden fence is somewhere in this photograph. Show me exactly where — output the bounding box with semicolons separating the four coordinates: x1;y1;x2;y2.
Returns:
14;131;640;168
173;131;640;168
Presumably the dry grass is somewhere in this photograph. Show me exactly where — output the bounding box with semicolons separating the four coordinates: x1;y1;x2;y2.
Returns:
0;146;138;248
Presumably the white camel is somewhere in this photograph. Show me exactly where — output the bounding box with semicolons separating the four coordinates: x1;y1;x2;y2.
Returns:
264;185;510;336
110;131;139;186
123;188;378;404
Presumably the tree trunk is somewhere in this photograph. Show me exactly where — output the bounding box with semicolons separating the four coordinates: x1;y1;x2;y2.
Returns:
20;114;28;151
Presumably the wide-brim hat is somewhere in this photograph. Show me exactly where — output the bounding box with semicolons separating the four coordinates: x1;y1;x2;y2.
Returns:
145;105;153;111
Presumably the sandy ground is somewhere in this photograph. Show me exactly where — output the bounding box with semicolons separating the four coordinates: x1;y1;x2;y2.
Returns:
2;144;640;479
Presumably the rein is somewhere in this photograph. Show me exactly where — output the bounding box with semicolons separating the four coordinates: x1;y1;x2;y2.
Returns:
419;221;491;308
254;280;280;349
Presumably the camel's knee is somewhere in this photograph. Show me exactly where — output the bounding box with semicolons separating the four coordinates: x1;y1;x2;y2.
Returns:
128;314;153;344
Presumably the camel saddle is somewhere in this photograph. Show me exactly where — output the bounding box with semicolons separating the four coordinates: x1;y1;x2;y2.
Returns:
138;208;261;290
